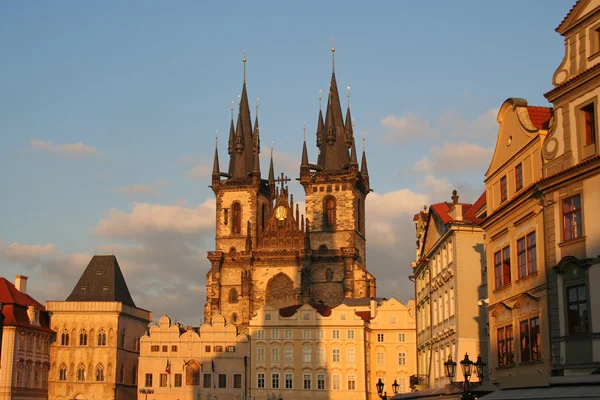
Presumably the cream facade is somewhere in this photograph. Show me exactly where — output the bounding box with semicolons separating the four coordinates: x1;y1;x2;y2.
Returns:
46;255;152;400
0;276;52;400
482;99;552;389
248;298;416;400
542;0;600;384
138;314;249;400
412;192;487;390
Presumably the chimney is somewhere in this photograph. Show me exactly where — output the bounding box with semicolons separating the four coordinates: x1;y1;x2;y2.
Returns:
15;275;28;294
370;297;377;319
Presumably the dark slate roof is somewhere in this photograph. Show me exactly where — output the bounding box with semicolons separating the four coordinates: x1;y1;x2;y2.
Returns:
66;255;136;307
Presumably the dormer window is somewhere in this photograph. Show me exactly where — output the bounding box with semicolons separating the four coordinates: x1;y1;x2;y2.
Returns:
500;176;508;203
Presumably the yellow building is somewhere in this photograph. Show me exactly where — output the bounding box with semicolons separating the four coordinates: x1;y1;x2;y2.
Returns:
0;275;53;400
411;191;487;391
482;99;552;389
47;255;152;400
248;298;416;400
138;314;249;400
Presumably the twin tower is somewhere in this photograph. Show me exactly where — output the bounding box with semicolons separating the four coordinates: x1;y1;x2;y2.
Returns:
205;49;376;330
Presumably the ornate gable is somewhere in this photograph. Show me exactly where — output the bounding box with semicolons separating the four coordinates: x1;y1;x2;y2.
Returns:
421;211;443;257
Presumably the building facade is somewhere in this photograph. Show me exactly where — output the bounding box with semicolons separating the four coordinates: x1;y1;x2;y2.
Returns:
0;276;53;400
412;191;487;390
482;98;552;389
204;49;375;331
248;298;416;400
541;0;600;385
46;255;152;400
138;314;249;400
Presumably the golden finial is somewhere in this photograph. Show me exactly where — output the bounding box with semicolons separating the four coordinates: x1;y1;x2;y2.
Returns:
347;85;351;109
318;89;323;109
230;101;234;119
243;49;247;83
362;132;367;151
237;93;241;106
216;130;219;147
303;121;307;141
271;141;274;158
331;38;335;73
256;97;259;117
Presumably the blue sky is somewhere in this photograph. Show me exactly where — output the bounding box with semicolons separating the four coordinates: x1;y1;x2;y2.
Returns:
0;1;570;323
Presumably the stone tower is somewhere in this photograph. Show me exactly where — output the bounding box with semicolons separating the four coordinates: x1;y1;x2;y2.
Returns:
205;51;375;331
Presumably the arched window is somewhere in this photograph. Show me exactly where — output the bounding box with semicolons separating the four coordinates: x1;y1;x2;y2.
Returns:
79;329;87;346
96;364;105;382
61;330;69;346
186;360;200;385
229;288;238;303
326;268;334;282
58;364;67;381
232;202;242;234
77;364;86;381
324;197;336;228
97;329;106;346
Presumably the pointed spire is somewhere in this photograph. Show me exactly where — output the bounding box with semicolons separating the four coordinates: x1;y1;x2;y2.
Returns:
350;136;358;167
253;127;261;177
301;139;309;167
213;134;220;177
344;87;353;148
361;149;369;178
227;105;235;176
268;146;275;184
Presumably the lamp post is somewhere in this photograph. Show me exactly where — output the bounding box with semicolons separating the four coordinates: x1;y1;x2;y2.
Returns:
444;353;486;400
376;378;400;400
139;388;155;400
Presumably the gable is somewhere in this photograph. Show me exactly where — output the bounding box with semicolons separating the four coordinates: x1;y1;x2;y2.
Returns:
421;211;445;256
557;0;600;34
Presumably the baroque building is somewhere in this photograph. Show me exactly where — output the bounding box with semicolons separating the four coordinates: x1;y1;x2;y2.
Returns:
138;314;249;400
46;255;152;400
0;275;52;400
204;48;375;331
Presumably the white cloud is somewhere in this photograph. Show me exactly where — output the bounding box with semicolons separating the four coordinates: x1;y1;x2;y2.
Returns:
412;142;493;175
186;164;212;180
0;241;58;267
29;139;101;158
381;113;435;142
115;180;169;196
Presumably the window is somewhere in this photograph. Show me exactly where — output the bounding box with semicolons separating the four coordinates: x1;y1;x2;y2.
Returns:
494;246;511;289
518;232;537;279
172;345;178;352
567;284;589;334
520;316;541;362
332;349;340;363
174;373;182;387
271;373;279;389
398;352;406;366
347;347;356;364
285;373;293;389
303;374;312;390
303;329;311;339
233;374;242;389
332;330;340;339
61;330;69;346
271;347;280;362
398;377;407;393
347;374;356;391
256;329;265;339
347;330;355;339
77;364;85;381
96;364;105;382
214;345;223;352
317;374;326;390
162;345;168;352
257;373;265;389
103;285;109;291
205;345;211;352
317;329;324;339
500;176;507;203
332;374;341;390
59;364;67;381
225;345;235;352
582;103;596;146
271;329;280;339
257;347;265;362
515;163;523;192
79;329;87;346
303;311;310;320
497;325;514;366
218;374;227;388
563;195;582;241
377;352;385;365
284;347;293;362
317;348;325;363
186;361;200;386
97;329;106;346
145;373;153;387
229;288;238;303
340;312;347;320
324;197;336;228
303;347;312;362
232;202;242;234
203;373;212;388
398;333;406;342
160;373;168;387
377;333;385;342
389;315;397;324
285;329;293;339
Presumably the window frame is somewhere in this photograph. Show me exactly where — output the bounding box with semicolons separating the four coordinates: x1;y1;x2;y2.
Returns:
520;316;541;363
145;373;153;388
566;283;590;335
497;325;514;366
562;195;583;241
515;163;523;192
500;175;508;203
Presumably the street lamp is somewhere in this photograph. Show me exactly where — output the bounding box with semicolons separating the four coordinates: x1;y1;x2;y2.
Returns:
139;388;155;400
376;378;399;399
444;353;486;400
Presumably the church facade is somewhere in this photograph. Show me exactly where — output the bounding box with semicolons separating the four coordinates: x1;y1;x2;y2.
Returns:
204;49;376;331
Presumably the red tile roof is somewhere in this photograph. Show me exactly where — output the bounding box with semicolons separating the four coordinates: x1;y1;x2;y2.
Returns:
0;277;52;332
355;311;373;321
544;62;600;100
463;192;486;222
527;106;553;130
430;200;482;225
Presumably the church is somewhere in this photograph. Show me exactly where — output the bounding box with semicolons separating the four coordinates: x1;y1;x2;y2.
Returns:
204;48;376;331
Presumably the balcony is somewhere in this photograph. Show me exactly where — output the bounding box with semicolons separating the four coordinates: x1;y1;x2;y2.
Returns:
409;374;429;391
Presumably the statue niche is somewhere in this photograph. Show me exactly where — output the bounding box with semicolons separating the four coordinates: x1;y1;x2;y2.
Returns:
266;273;296;309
